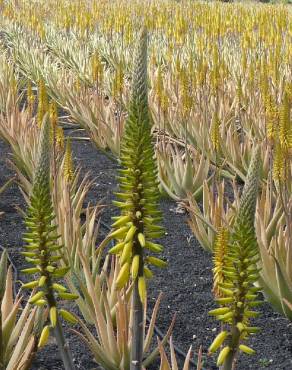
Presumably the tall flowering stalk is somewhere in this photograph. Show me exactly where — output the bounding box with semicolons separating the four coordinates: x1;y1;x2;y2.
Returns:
209;146;262;369
108;29;165;370
21;117;77;370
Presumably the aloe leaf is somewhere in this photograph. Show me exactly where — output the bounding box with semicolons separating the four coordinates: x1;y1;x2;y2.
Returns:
274;258;292;320
142;314;176;367
6;308;36;370
169;337;179;370
73;322;118;370
143;292;163;353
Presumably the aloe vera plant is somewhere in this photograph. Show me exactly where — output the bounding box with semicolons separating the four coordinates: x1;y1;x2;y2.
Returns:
157;142;210;202
74;254;174;370
187;180;240;253
209;145;262;369
256;183;292;320
21;117;77;370
108;28;166;370
0;250;45;370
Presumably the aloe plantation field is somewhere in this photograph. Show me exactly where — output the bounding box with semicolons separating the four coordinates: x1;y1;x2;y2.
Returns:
0;1;291;370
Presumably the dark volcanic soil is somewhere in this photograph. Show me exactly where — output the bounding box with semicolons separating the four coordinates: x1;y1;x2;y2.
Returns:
0;136;291;370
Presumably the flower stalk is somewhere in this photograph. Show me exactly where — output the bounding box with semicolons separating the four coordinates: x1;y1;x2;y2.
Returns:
209;145;262;370
108;28;165;370
22;117;76;370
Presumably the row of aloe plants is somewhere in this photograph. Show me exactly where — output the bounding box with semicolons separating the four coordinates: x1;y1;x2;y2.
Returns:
0;27;291;370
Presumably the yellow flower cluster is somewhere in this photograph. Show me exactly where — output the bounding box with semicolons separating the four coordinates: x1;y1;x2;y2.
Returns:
1;0;291;185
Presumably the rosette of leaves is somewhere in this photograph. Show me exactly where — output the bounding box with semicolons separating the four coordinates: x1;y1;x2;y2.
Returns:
256;184;292;320
108;28;166;369
209;145;262;369
21;117;77;370
75;263;175;370
0;250;38;370
187;180;239;253
156;141;210;202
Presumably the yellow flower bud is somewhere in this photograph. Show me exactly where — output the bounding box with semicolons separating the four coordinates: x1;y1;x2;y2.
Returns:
50;306;57;327
217;346;231;366
138;276;146;304
59;309;78;324
22;280;39;289
146;256;167;268
137;233;146;247
109;242;125;255
131;255;140;279
209;331;229;353
120;241;133;265
115;262;130;290
112;215;131;228
124;225;137;243
239;344;255;355
38;325;50;348
29;291;45;304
